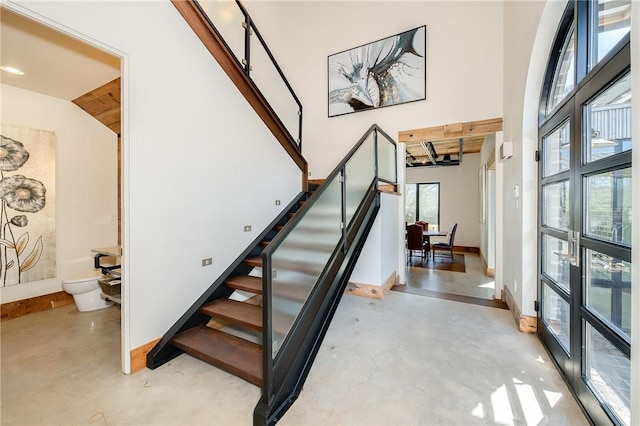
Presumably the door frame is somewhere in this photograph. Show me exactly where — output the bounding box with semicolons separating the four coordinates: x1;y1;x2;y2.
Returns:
3;2;131;374
537;19;632;424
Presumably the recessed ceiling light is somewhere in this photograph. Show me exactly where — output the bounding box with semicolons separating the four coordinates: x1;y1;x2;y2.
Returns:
0;66;25;75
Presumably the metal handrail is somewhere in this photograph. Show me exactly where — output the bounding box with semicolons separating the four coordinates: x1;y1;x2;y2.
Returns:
193;0;303;150
236;1;303;147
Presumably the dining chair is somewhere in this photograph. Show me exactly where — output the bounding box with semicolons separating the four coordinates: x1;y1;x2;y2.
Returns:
406;224;426;264
432;223;457;260
415;221;430;258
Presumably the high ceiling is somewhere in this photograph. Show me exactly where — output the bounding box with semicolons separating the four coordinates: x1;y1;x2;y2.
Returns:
0;7;120;101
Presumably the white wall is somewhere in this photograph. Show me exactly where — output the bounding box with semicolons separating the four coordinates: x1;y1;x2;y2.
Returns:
502;0;555;317
8;0;302;371
244;1;504;178
245;0;502;293
350;191;401;287
405;153;481;248
480;134;496;268
0;84;118;303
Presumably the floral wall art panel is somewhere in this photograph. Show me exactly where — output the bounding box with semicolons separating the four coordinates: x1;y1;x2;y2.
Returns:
0;124;56;286
328;25;426;117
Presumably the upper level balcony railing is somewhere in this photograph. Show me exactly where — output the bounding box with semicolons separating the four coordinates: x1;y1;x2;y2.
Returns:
195;0;303;150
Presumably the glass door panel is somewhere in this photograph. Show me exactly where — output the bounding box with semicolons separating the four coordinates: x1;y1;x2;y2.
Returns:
583;72;632;163
584;167;632;246
543;120;570;176
542;283;570;352
584;249;631;337
542;181;570;230
538;109;574;371
542;234;571;292
584;323;631;425
575;64;632;425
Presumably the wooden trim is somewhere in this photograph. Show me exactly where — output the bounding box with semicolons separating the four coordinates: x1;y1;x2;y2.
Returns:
502;286;537;333
171;0;307;181
479;250;495;277
398;117;503;143
130;338;161;373
1;291;75;321
452;246;479;254
378;184;400;195
392;285;508;309
487;149;496;170
347;272;397;300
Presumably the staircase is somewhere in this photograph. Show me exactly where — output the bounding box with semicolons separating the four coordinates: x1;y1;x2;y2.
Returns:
147;125;396;426
147;184;320;387
149;2;398;425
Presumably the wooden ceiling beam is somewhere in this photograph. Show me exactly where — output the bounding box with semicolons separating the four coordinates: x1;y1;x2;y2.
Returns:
72;77;121;135
398;117;503;143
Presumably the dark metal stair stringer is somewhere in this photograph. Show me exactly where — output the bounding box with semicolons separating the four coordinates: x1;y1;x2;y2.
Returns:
146;192;307;369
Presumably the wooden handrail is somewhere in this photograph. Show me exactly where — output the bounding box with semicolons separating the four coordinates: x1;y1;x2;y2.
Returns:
171;0;308;190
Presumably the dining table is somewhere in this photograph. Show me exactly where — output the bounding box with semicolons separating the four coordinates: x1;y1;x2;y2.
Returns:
422;230;447;257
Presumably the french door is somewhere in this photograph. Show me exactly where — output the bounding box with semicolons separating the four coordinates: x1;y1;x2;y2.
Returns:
538;35;632;426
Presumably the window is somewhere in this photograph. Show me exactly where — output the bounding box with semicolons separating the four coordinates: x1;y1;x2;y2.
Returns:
546;27;575;115
589;0;631;70
404;183;439;229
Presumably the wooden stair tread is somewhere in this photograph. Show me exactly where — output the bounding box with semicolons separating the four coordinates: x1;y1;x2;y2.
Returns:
259;239;271;247
200;299;262;331
225;275;262;294
244;257;262;267
171;325;262;386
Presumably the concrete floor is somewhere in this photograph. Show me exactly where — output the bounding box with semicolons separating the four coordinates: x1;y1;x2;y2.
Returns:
405;253;497;300
1;288;588;425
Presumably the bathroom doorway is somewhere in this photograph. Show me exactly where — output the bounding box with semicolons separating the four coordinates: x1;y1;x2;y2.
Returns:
0;6;126;370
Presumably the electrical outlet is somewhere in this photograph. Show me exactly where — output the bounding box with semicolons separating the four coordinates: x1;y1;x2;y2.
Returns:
275;200;281;205
244;225;252;232
202;258;212;267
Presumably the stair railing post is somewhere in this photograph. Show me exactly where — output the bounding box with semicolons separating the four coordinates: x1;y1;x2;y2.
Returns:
261;250;274;405
241;5;251;76
340;167;347;254
298;107;303;152
374;127;379;185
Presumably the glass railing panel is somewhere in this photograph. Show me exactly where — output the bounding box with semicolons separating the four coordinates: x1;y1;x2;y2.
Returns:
377;133;397;183
249;28;301;145
198;1;246;65
345;133;375;227
270;177;342;355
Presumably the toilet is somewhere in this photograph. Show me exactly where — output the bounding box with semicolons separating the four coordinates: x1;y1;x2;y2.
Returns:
62;276;112;312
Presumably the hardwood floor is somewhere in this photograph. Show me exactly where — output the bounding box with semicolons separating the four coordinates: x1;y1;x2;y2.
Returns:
393;252;508;309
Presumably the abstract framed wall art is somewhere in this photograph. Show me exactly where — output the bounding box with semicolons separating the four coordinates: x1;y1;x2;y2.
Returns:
328;26;426;117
